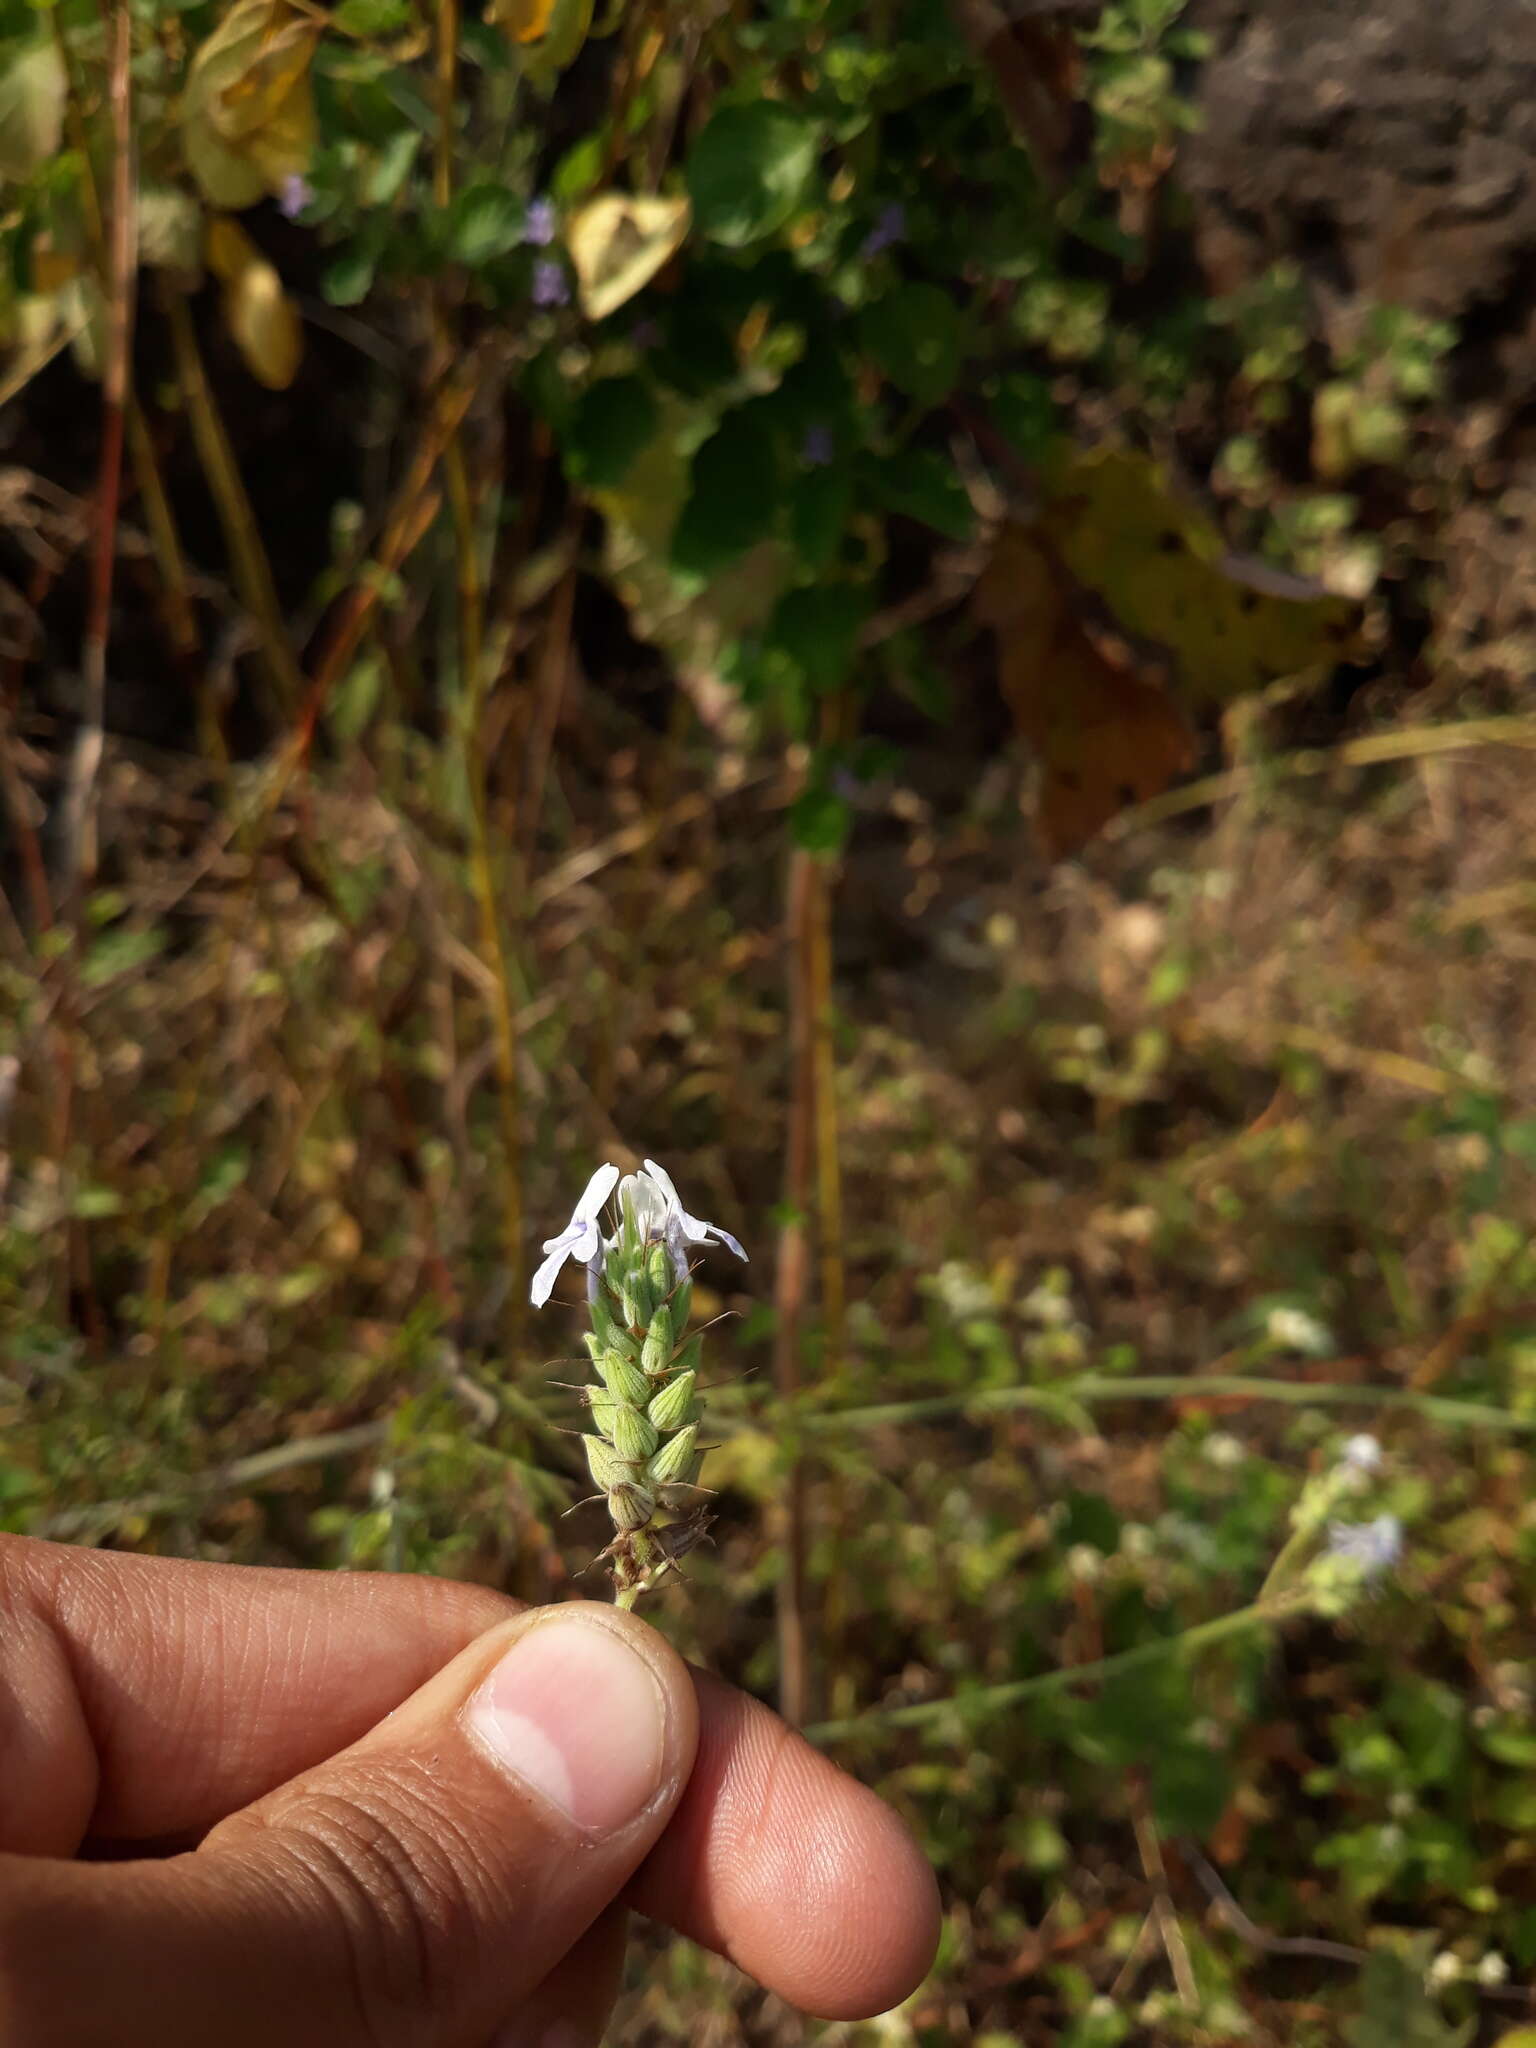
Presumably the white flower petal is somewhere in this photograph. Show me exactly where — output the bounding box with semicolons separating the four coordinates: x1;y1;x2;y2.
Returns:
530;1161;621;1307
573;1161;621;1224
530;1239;572;1308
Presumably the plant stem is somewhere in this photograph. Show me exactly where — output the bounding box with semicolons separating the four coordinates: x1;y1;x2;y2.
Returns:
802;1372;1536;1437
805;1593;1309;1744
773;841;818;1726
162;284;304;720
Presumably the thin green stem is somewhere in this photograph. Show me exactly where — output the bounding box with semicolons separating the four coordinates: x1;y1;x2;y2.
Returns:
805;1593;1310;1744
800;1373;1536;1438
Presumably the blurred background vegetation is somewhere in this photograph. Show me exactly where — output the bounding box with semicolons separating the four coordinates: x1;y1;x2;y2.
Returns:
6;0;1536;2039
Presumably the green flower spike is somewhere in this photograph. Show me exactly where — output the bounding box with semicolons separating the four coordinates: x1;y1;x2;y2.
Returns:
532;1158;747;1609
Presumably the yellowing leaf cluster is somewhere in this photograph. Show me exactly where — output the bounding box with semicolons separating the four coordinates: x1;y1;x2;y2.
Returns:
181;0;318;210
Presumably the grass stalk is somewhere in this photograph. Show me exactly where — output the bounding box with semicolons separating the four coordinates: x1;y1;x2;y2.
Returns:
801;1371;1536;1437
805;1592;1310;1743
161;284;304;720
773;840;818;1725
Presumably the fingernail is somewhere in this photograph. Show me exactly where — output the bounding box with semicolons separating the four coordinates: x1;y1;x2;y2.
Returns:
466;1615;666;1834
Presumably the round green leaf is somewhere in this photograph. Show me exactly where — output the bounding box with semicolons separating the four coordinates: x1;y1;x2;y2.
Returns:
862;282;962;406
686;102;819;248
562;376;659;489
671;408;781;579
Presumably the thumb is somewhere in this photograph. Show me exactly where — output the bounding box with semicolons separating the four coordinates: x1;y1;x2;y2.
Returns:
0;1603;697;2048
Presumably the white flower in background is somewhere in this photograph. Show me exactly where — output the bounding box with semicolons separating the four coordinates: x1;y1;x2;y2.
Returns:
619;1158;747;1278
1427;1951;1462;1990
1326;1512;1403;1580
529;1162;620;1308
1339;1433;1383;1473
1477;1951;1509;1987
1266;1305;1332;1354
1204;1431;1247;1470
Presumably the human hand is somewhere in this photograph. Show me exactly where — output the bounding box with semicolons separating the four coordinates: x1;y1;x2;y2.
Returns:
0;1537;939;2046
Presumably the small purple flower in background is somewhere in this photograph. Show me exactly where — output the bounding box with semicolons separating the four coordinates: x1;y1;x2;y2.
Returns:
801;423;834;467
861;201;907;258
278;173;314;221
532;259;570;308
524;196;557;247
1327;1512;1403;1581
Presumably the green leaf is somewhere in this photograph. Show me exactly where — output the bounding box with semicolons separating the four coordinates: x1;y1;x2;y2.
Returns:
789;782;852;857
765;582;868;698
364;127;420;206
671;408;781;579
864;447;973;539
862;282;962;405
333;0;411;32
445;182;523;266
686;102;819;247
561;375;659;488
322;236;379;306
788;463;851;572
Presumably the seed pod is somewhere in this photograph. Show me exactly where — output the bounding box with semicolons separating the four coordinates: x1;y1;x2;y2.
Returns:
620;1271;652;1332
585;1388;618;1433
610;1401;660;1464
647;1369;697;1433
598;1350;650;1407
641;1304;673;1376
602;1320;640;1363
608;1479;655;1531
647;1422;699;1488
647;1241;672;1293
584;1435;633;1491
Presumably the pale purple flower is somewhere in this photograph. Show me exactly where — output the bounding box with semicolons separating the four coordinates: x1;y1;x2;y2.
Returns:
532;259;570;308
801;424;834;467
619;1159;747;1280
862;201;907;258
524;196;557;247
530;1162;620;1308
1326;1512;1403;1580
278;173;314;221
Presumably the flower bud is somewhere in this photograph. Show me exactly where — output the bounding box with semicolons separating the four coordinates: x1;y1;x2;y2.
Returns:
669;1277;693;1329
582;1331;605;1364
610;1401;660;1463
608;1478;656;1531
621;1273;652;1332
584;1435;633;1491
647;1421;699;1487
671;1334;702;1377
647;1369;697;1433
647;1241;671;1293
598;1350;650;1406
641;1304;673;1376
585;1388;617;1433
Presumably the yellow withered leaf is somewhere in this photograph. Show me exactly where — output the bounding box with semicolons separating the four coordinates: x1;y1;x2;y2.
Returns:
484;0;556;40
205;216;303;389
1038;441;1361;709
182;0;318;210
974;524;1195;858
0;38;66;185
568;192;690;322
